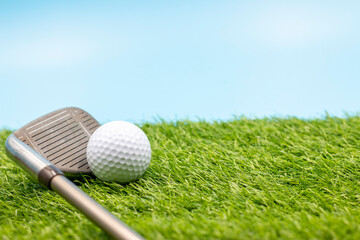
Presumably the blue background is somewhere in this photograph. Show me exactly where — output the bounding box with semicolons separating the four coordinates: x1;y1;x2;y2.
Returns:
1;0;359;129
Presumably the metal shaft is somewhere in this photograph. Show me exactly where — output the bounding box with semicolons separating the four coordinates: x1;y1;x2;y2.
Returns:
5;134;144;240
51;175;144;240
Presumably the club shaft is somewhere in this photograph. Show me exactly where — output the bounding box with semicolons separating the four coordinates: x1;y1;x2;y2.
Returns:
51;175;144;240
6;134;144;240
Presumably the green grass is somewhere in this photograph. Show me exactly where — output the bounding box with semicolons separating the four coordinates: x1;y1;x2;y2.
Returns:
1;116;360;239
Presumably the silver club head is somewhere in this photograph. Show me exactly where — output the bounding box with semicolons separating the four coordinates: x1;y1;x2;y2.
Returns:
11;107;100;176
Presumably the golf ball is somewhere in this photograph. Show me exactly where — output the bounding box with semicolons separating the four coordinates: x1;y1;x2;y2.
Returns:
86;121;151;183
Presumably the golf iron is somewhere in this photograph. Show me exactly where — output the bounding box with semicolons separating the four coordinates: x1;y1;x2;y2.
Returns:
5;107;144;240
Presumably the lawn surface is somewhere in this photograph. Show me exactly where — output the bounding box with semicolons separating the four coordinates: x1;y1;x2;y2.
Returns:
1;116;360;239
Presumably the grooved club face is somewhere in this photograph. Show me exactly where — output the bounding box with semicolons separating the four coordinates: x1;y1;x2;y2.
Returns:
13;107;100;175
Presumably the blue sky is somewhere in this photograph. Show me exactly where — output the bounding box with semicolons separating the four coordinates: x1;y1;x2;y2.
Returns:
1;0;360;129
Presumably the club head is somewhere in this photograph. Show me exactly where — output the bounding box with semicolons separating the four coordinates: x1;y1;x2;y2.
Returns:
11;107;100;176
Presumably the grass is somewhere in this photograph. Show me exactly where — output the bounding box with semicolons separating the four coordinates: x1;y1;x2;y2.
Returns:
1;116;360;239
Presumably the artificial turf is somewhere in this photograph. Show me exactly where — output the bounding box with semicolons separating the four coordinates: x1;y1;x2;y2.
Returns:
1;116;360;239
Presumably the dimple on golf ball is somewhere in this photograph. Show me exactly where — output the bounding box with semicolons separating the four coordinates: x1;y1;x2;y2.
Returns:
86;121;151;183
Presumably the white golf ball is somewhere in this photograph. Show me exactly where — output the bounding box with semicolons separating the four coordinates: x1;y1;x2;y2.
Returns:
86;121;151;183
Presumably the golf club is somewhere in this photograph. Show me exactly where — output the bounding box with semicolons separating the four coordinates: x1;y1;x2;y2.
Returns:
5;107;144;240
